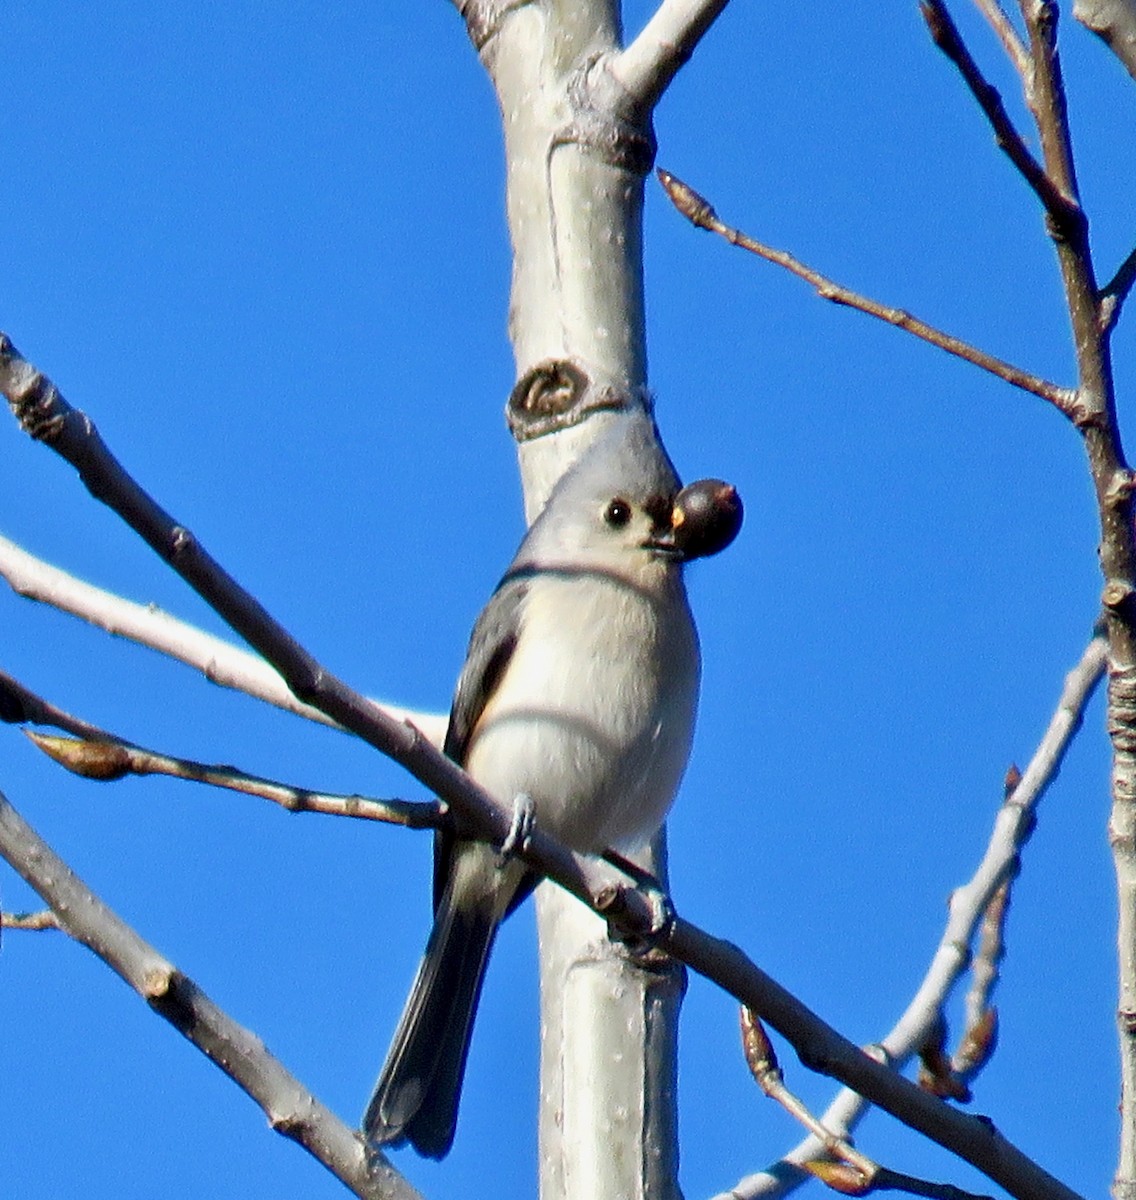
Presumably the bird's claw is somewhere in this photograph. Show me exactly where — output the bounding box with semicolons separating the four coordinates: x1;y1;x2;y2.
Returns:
603;865;675;959
497;792;535;867
631;887;676;952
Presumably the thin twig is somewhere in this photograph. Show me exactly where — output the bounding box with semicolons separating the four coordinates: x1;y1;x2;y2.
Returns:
0;532;448;747
0;788;423;1200
1018;2;1084;211
2;909;61;931
0;335;1085;1200
871;1166;997;1200
24;729;444;830
656;170;1079;418
958;881;1008;1073
674;908;1083;1200
916;1015;972;1103
972;0;1031;76
741;1007;879;1187
610;0;731;108
742;1010;994;1198
0;668;124;742
920;0;1085;236
720;635;1106;1200
1100;244;1136;334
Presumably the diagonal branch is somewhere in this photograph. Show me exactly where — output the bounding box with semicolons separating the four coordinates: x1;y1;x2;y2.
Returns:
722;633;1107;1200
920;0;1084;236
740;1009;879;1191
0;335;1086;1200
2;908;62;931
3;665;439;827
610;0;731;109
25;728;444;830
0;532;448;747
1101;244;1136;334
973;0;1031;77
0;788;423;1200
0;668;124;741
657;170;1080;418
743;1014;1001;1198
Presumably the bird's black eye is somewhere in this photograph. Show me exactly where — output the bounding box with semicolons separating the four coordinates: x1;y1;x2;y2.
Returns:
604;498;632;528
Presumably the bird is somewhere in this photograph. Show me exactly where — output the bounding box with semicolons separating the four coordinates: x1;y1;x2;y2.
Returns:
363;418;704;1159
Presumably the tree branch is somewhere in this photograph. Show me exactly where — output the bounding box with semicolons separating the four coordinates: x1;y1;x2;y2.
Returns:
721;633;1106;1200
0;533;448;747
610;0;731;109
2;908;61;931
0;668;126;742
973;0;1031;77
921;3;1136;1192
0;788;423;1200
920;0;1085;236
24;728;444;830
1;335;1084;1200
5;664;440;831
657;170;1079;417
741;1008;879;1189
1101;244;1136;334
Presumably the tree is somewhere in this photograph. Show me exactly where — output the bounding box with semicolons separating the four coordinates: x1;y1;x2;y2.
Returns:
1;3;1132;1198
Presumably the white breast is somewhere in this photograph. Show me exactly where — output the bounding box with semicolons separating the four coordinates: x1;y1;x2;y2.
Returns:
464;569;700;854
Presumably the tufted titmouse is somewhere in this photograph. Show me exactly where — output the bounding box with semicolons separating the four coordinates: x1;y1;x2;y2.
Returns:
363;420;710;1159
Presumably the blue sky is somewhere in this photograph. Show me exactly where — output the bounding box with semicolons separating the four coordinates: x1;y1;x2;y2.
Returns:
2;4;1133;1198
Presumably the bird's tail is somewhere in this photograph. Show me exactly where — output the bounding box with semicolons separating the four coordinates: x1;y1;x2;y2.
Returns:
363;875;499;1159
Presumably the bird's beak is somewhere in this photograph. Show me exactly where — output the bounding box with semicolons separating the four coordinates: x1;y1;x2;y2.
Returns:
643;511;686;561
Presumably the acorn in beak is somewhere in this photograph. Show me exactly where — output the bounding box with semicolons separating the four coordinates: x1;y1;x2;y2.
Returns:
670;478;744;560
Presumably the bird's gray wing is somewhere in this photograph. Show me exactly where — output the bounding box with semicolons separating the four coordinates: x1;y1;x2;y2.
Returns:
434;572;530;911
443;572;528;764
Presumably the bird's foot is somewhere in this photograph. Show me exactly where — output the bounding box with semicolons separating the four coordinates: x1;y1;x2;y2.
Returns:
601;851;675;959
497;792;535;867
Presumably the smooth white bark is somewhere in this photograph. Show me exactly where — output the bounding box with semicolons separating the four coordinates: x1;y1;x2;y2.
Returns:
455;1;727;1195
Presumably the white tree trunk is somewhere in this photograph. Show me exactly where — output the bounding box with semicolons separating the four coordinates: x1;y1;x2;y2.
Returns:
453;1;722;1196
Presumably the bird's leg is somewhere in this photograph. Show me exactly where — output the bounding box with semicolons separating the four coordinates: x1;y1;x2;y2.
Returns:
601;849;676;955
497;792;536;867
602;848;661;891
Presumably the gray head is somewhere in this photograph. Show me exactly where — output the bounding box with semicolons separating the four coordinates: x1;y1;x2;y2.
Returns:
512;420;686;578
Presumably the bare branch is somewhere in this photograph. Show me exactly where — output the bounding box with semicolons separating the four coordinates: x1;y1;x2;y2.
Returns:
722;634;1106;1200
0;668;124;741
742;1010;996;1200
1101;244;1136;334
0;788;423;1200
3;666;443;825
920;0;1085;235
869;1166;996;1200
1019;2;1083;210
959;881;1009;1068
0;533;448;747
973;0;1031;76
2;908;61;931
657;170;1080;418
1009;10;1136;1194
610;0;731;109
677;916;1082;1200
1074;0;1136;81
741;1008;878;1188
0;335;1085;1200
25;729;444;830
